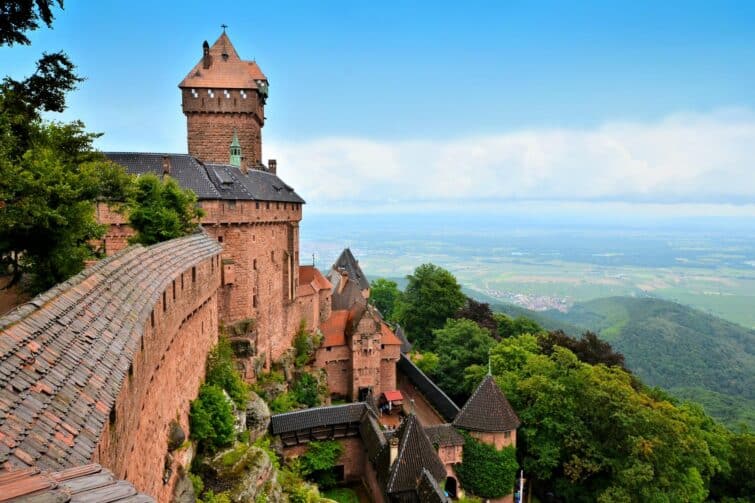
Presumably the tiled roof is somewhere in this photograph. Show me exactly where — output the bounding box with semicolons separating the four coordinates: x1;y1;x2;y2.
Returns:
358;412;387;463
380;323;402;346
395;325;413;354
205;164;304;203
424;424;464;447
104;153;305;204
269;403;368;435
0;233;221;471
179;33;267;89
417;468;450;503
329;248;370;292
452;375;521;433
105;153;221;199
320;310;349;347
384;414;447;495
298;266;332;292
331;279;366;311
397;355;460;423
0;464;154;502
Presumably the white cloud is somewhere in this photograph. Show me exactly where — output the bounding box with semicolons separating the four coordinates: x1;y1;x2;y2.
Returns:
266;108;755;208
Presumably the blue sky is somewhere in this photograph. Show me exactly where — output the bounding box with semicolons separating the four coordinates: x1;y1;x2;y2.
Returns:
3;1;755;214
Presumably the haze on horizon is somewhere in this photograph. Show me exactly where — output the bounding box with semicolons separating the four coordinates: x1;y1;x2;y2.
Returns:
2;0;754;217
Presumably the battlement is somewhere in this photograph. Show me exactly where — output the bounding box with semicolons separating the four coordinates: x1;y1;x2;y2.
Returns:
181;87;264;122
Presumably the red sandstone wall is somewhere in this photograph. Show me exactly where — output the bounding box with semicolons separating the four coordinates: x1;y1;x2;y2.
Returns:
98;200;305;370
350;314;383;400
182;88;265;170
93;253;221;502
96;203;134;256
470;429;517;450
380;346;400;393
316;346;352;398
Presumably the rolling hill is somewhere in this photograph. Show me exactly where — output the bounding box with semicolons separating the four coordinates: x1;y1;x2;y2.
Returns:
471;294;755;429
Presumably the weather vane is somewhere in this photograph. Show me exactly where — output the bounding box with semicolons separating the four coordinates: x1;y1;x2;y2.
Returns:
221;24;228;33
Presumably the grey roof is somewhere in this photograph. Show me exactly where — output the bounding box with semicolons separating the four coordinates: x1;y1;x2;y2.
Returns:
417;468;450;503
453;375;521;432
0;464;154;502
330;248;370;292
397;354;460;422
384;414;447;495
270;403;368;435
424;424;464;447
331;279;367;311
0;233;221;471
395;325;413;354
359;412;387;463
104;152;304;203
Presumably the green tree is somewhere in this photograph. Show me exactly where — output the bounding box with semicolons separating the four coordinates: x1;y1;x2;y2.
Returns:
395;263;465;349
205;336;248;408
292;373;321;408
454;432;518;498
431;318;495;402
300;440;344;489
0;122;132;292
369;278;401;320
128;174;204;245
413;351;440;376
189;384;235;452
494;313;544;339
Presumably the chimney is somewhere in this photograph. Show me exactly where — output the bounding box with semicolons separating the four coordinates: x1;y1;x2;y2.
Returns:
162;156;171;175
268;159;277;175
202;41;212;69
389;436;399;467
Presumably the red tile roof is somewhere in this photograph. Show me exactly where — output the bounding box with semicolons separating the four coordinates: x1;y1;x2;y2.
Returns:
381;323;402;346
320;310;349;347
0;464;154;502
179;33;267;89
298;266;332;297
382;390;403;402
0;233;221;471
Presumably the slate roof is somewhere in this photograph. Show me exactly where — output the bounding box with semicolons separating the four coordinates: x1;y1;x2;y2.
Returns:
424;424;464;447
104;153;305;204
397;355;460;423
0;464;154;502
395;325;413;354
452;375;521;432
269;403;368;435
179;32;267;89
331;279;366;311
384;414;447;495
416;468;450;503
329;249;370;292
358;412;387;463
0;233;222;470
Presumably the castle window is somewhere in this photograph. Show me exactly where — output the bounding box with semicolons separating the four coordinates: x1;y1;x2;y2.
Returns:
253;258;257;270
253;295;258;308
256;202;259;209
163;291;167;312
218;236;224;243
271;250;274;261
192;266;197;283
276;202;280;209
228;200;236;209
181;273;184;290
504;431;512;439
109;407;116;426
151;310;155;328
266;202;270;209
172;280;176;300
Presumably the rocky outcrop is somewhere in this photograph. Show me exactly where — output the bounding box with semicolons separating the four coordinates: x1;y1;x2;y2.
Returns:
199;443;283;502
246;391;271;442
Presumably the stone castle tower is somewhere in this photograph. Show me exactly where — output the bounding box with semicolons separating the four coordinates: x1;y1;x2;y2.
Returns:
179;32;268;171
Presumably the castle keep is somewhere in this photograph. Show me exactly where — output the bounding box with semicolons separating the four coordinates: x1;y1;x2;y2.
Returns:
0;32;521;502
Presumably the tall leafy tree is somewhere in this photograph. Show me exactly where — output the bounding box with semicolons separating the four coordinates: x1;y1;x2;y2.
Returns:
1;0;133;293
395;263;465;349
430;318;495;402
369;277;401;320
128;174;204;245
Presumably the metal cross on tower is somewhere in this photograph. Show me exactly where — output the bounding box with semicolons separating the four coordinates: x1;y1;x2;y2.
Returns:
221;24;228;32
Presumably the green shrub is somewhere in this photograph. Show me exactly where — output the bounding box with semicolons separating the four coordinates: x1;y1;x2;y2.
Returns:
206;337;249;407
454;431;518;498
198;490;232;503
270;392;297;414
189;472;204;496
292;373;321;408
189;384;235;452
300;440;344;489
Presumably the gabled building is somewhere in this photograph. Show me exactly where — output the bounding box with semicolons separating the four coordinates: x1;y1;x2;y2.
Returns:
327;248;370;310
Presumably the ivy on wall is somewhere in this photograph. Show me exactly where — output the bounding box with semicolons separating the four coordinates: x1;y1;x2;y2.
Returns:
454;431;518;499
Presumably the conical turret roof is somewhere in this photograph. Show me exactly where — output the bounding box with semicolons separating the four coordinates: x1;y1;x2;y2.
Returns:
179;32;267;89
384;414;446;495
453;375;520;432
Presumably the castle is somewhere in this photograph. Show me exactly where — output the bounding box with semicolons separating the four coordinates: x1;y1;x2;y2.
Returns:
0;33;520;502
